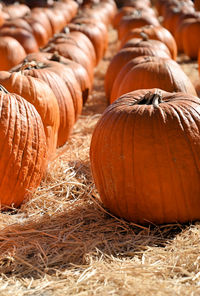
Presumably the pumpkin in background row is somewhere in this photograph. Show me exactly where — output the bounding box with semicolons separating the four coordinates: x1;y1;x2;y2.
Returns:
120;25;177;60
11;61;75;148
0;85;47;208
20;51;92;104
0;71;60;159
104;46;170;100
90;89;200;224
110;56;197;103
0;36;26;71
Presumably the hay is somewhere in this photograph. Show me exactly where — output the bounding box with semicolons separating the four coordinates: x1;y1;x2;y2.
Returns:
0;27;200;296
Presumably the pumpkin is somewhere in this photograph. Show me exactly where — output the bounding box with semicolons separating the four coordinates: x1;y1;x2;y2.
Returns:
120;25;177;60
0;71;60;159
181;19;200;59
110;56;197;103
12;62;75;148
121;37;171;58
42;39;94;83
2;4;30;19
90;88;200;224
0;36;26;71
104;46;170;100
113;6;156;29
24;16;49;48
19;51;92;104
117;11;160;41
67;18;108;65
174;12;200;52
14;60;83;121
42;7;66;34
30;9;54;39
162;5;195;35
0;26;39;54
0;85;47;208
49;31;96;67
113;6;139;29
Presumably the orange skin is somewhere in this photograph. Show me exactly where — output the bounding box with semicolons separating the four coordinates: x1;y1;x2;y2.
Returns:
0;71;60;159
110;57;197;103
90;88;200;224
0;88;47;208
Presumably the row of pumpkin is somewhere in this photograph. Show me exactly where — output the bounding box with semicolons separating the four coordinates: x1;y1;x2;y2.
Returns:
156;0;200;59
90;0;200;225
0;0;117;209
105;0;197;104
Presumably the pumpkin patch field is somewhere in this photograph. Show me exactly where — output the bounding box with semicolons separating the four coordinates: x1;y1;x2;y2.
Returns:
1;0;200;295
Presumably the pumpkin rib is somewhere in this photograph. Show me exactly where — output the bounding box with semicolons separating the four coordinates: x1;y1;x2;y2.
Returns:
109;111;129;217
150;107;166;222
167;104;197;220
28;104;44;189
0;95;23;206
121;111;131;218
93;109;118;213
175;103;200;174
170;100;200;220
155;105;180;222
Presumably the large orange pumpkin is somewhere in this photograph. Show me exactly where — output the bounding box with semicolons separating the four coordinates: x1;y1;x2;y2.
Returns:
90;88;200;224
0;85;47;208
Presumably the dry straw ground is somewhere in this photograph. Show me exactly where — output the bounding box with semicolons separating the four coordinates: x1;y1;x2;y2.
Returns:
0;28;200;296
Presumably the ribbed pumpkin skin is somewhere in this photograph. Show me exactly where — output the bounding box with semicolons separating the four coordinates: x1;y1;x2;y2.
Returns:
19;52;92;104
110;57;197;103
0;90;47;208
0;72;60;159
104;47;170;100
90;89;200;224
12;67;75;148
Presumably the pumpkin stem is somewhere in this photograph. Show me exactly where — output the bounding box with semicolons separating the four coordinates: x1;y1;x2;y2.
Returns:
136;90;163;106
140;31;149;41
63;26;70;34
50;52;61;62
0;85;9;94
19;61;44;71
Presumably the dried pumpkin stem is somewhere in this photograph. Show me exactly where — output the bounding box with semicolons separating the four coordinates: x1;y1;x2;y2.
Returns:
140;31;149;41
50;52;61;62
135;91;163;106
0;85;9;94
